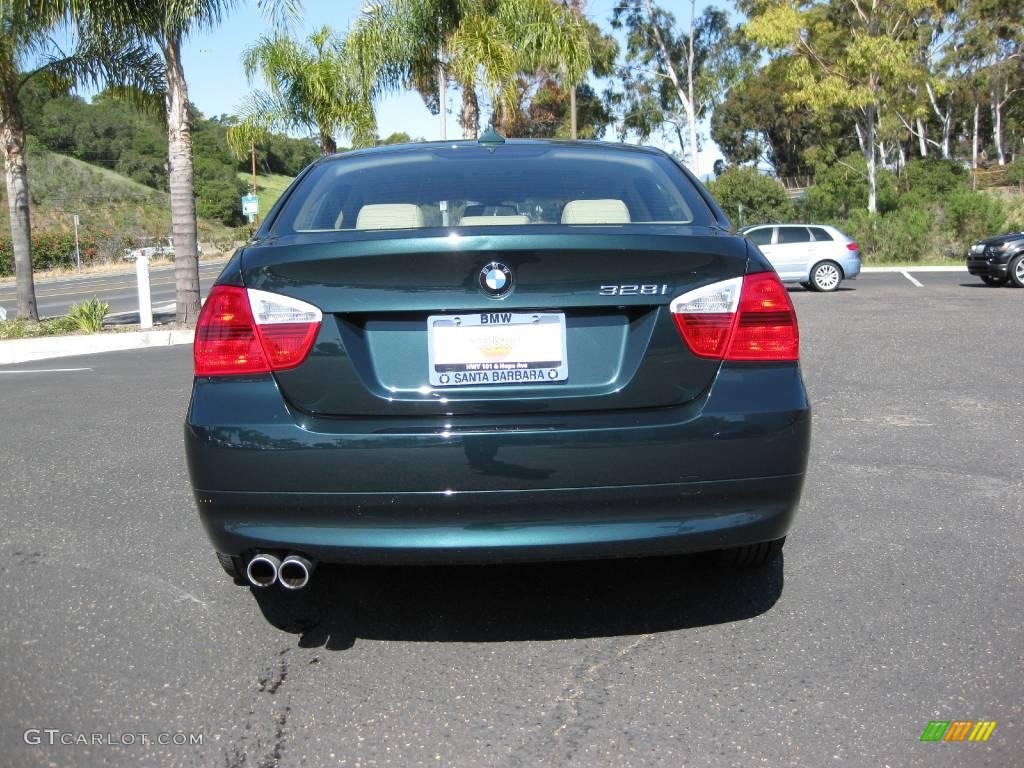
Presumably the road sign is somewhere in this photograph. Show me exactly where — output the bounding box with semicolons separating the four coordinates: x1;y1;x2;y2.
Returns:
242;194;259;216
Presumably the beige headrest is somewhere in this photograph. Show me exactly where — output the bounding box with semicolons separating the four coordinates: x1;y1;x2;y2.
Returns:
561;199;631;225
459;215;530;226
355;204;424;230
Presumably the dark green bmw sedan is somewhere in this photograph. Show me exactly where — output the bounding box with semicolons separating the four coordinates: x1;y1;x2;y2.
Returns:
185;137;810;590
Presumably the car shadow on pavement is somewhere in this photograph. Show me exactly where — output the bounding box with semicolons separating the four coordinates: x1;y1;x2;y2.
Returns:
250;554;784;650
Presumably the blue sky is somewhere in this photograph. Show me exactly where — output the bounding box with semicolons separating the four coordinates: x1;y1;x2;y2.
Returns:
73;0;725;173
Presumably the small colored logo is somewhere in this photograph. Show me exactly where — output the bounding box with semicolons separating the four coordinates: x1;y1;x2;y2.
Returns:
479;262;513;297
920;720;997;742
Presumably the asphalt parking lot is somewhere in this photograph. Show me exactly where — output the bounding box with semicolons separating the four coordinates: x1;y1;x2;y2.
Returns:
1;271;1020;767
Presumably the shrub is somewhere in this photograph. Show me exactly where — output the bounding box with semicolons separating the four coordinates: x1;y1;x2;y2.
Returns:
843;205;933;263
1006;157;1024;188
946;190;1008;244
707;166;794;226
67;297;110;333
897;159;969;200
0;315;79;339
802;154;898;220
0;231;100;276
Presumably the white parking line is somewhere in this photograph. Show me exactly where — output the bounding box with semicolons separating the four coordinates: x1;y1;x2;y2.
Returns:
0;367;93;374
901;271;924;288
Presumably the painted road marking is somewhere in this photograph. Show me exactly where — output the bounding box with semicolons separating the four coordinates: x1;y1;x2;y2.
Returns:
0;367;93;374
0;264;224;299
0;277;200;301
901;271;924;287
106;301;177;318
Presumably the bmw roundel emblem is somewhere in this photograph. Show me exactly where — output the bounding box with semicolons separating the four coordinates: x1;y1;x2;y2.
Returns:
479;262;513;297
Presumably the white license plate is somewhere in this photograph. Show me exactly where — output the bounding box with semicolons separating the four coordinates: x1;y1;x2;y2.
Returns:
427;311;568;387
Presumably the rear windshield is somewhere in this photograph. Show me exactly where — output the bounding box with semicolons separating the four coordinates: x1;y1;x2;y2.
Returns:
272;144;712;234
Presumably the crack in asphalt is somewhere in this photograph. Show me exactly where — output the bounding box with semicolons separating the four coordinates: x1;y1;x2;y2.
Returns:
505;634;656;767
225;648;293;768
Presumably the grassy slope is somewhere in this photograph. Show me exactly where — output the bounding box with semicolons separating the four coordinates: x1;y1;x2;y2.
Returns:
238;172;294;218
0;148;236;245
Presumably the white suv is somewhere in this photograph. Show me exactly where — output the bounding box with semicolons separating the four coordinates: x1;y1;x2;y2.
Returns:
742;224;861;292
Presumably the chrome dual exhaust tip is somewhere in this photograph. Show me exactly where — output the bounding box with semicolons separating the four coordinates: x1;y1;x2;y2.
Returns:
245;554;281;588
245;553;315;590
278;555;314;590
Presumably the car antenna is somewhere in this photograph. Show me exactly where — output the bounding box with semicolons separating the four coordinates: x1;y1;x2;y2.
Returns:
478;125;505;151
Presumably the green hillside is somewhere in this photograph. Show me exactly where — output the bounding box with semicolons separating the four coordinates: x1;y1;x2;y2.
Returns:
237;172;295;219
0;146;238;265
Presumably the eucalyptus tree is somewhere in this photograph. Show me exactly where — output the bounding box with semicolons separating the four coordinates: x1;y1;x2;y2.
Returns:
349;0;591;140
0;0;159;320
226;27;377;160
611;0;750;175
745;0;940;213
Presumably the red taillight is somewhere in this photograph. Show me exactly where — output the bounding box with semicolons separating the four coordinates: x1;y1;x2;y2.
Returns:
725;272;799;361
846;242;858;251
671;272;799;362
194;285;321;376
672;313;735;358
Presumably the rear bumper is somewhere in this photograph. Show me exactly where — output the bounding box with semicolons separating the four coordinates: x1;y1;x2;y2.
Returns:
840;253;861;279
185;364;811;564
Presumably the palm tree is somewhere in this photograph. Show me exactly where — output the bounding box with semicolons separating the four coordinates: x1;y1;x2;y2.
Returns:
226;27;377;160
348;0;461;137
0;1;160;320
92;0;296;325
350;0;591;140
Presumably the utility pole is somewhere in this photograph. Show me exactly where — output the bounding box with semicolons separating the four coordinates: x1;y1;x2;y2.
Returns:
250;140;259;227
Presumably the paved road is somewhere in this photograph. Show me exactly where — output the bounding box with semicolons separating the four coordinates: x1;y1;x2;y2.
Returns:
0;261;224;321
0;272;1020;767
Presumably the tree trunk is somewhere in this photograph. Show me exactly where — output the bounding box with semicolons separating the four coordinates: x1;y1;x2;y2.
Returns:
459;84;479;139
971;98;979;169
318;131;337;155
569;85;577;139
1;110;38;321
916;117;927;158
864;103;878;214
686;0;699;175
1;114;37;321
164;35;201;325
437;58;446;141
674;123;686;156
925;82;952;160
991;85;1005;166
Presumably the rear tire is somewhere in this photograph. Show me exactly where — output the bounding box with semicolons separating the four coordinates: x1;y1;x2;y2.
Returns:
216;552;247;585
980;274;1008;286
1009;254;1024;288
809;261;842;292
715;537;785;568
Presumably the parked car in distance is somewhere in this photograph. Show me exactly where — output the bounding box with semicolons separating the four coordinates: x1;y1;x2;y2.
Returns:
123;236;201;260
741;223;861;292
966;231;1024;287
185;137;811;592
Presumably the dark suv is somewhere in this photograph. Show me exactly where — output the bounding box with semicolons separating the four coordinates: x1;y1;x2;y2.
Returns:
967;232;1024;287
